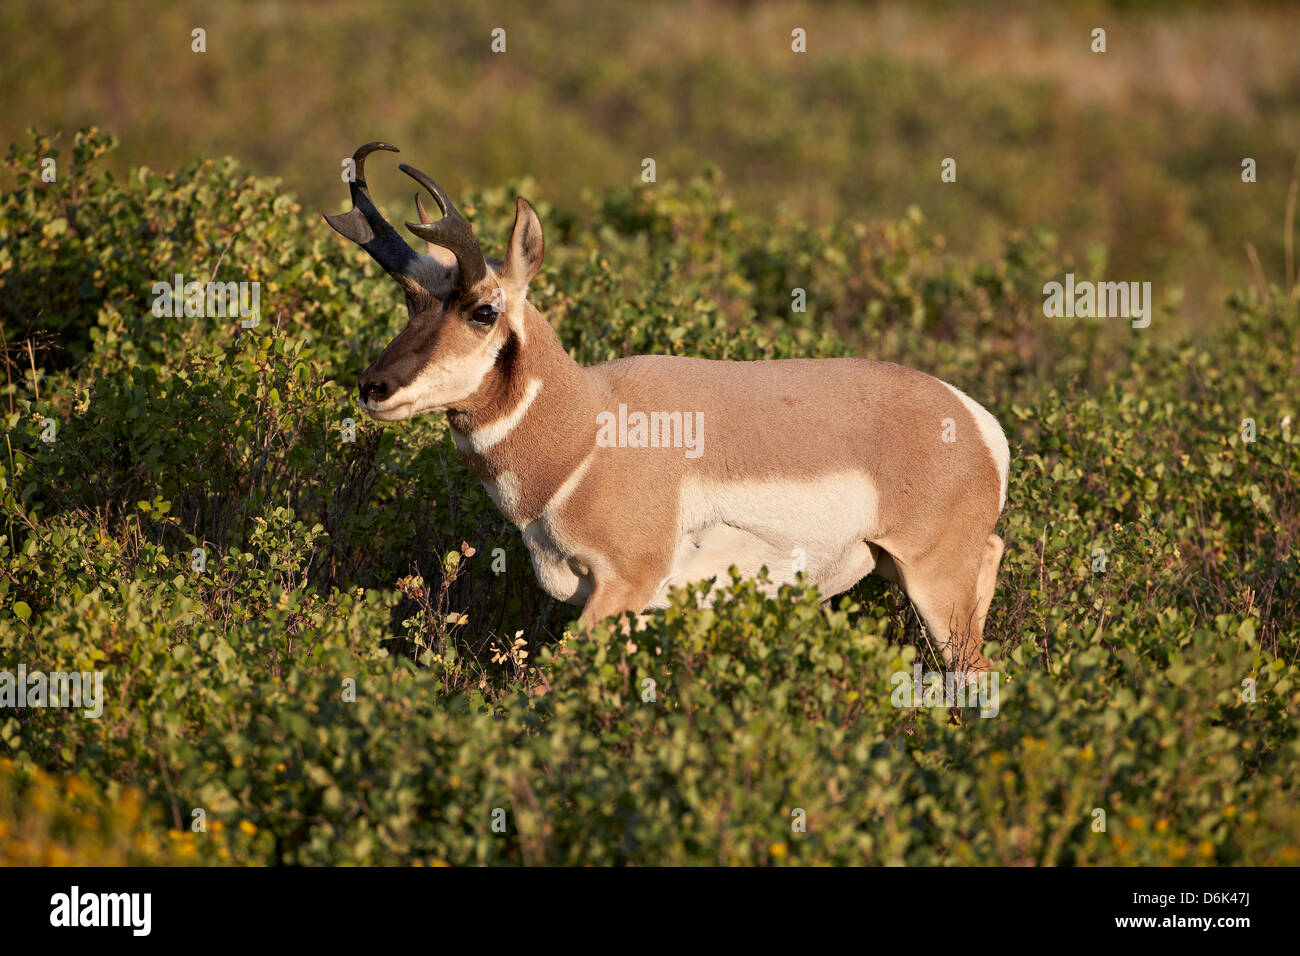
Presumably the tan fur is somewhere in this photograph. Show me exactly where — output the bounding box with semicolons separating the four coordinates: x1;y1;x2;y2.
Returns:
347;183;1010;671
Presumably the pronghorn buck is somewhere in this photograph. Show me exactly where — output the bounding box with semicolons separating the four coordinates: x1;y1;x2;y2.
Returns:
327;144;1010;671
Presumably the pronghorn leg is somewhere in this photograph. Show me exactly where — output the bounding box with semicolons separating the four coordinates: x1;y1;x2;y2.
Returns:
818;540;878;599
578;577;660;633
892;547;991;674
871;544;902;584
973;533;1004;636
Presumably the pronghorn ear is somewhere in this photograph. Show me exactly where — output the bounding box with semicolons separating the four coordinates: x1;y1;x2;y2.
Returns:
502;197;544;290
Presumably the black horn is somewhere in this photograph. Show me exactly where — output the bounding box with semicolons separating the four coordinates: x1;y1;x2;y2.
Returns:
401;163;488;291
323;143;436;300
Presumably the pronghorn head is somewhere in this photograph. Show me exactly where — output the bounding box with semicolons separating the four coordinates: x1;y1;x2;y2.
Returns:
325;143;544;422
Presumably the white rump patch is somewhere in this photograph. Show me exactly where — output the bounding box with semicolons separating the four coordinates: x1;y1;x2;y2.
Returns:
940;381;1009;510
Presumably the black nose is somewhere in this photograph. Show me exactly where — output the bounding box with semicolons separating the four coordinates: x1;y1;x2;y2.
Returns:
359;380;388;404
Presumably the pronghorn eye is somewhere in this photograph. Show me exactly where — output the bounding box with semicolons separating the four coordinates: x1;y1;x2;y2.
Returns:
471;303;498;326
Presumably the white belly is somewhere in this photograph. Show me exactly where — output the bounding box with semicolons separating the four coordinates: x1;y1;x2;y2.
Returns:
515;471;883;611
651;472;882;608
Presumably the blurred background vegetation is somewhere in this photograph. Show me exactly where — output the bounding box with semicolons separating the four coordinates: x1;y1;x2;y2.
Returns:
3;0;1299;328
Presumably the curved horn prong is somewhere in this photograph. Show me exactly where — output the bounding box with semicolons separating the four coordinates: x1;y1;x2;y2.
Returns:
415;193;433;224
400;163;488;290
413;193;441;258
323;143;434;300
400;163;454;217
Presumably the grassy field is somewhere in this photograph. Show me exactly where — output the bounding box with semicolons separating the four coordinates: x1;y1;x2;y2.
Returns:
1;1;1298;864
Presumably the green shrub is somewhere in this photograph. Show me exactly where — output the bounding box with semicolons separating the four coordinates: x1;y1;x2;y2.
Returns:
1;128;1296;864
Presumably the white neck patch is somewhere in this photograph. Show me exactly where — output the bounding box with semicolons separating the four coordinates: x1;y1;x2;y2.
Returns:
456;377;543;455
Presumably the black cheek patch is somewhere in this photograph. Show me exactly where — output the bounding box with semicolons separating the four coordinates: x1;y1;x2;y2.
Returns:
494;330;518;372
